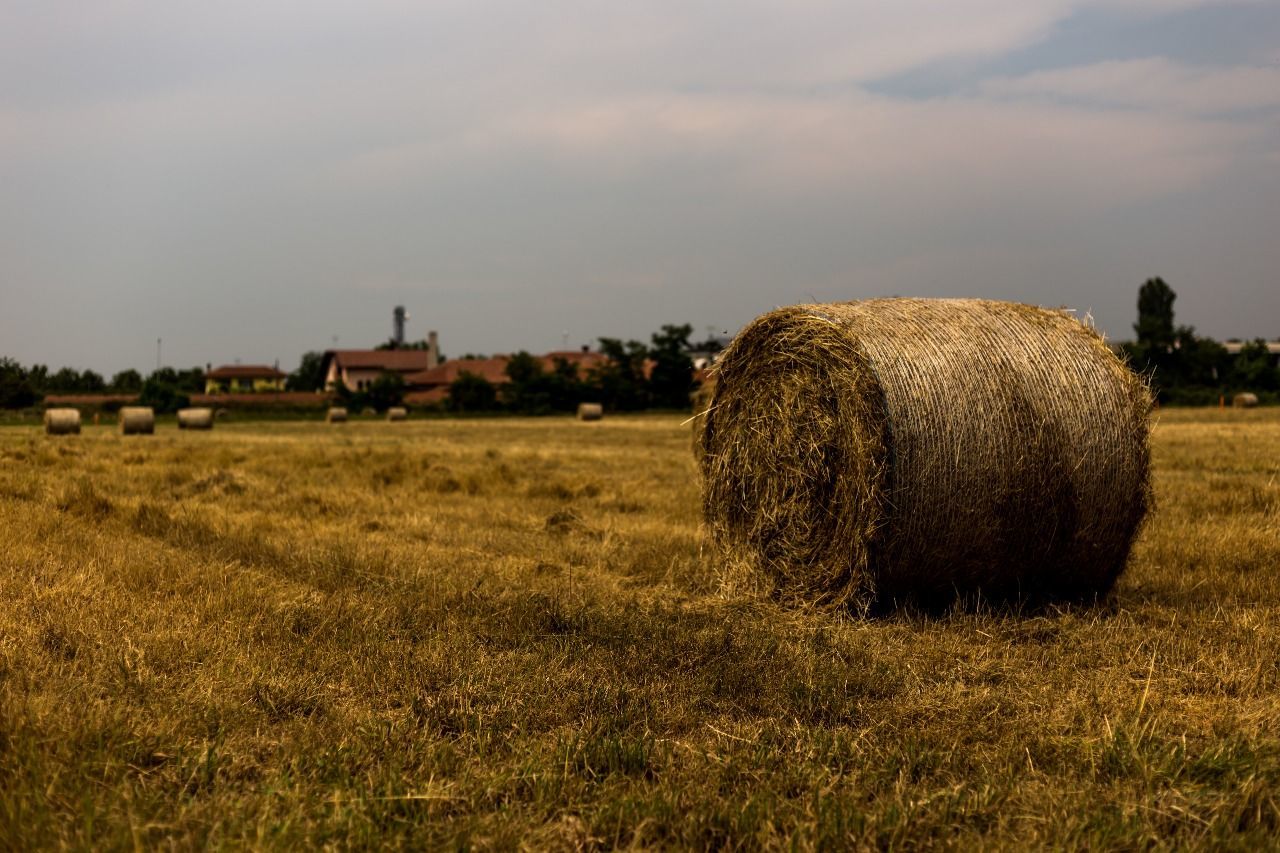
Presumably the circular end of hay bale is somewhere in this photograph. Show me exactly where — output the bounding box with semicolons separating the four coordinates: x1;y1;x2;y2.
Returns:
326;407;348;423
386;406;407;421
702;299;1152;611
577;403;604;421
177;407;214;430
701;308;889;609
44;408;82;435
119;406;156;435
1233;392;1259;408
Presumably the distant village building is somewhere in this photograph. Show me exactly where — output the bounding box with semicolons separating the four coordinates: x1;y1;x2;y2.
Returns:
204;365;287;394
323;336;440;393
403;350;610;404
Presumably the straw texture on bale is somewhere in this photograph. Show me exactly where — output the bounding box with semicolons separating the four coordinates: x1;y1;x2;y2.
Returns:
177;408;214;430
326;407;348;423
700;298;1152;611
690;379;716;460
1233;392;1259;408
577;403;604;421
386;406;407;422
44;408;81;435
118;407;155;436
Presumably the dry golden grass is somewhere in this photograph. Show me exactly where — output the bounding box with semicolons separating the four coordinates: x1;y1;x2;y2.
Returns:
1;409;1277;849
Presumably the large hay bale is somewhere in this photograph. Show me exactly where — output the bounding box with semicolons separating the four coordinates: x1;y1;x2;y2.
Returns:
326;407;348;423
44;408;81;435
577;403;604;421
1233;392;1259;408
690;377;717;460
386;406;407;422
701;298;1152;611
119;406;155;435
177;407;214;430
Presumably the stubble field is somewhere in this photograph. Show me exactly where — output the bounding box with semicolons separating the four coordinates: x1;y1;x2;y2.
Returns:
0;409;1277;849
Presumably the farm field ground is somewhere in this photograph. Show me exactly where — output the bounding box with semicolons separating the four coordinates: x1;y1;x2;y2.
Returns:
1;408;1278;848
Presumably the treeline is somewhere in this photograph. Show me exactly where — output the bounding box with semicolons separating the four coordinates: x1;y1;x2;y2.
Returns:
1;323;711;414
1120;278;1278;404
0;360;205;412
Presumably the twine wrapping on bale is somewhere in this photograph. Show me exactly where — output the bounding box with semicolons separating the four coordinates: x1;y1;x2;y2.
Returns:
44;408;82;436
577;403;604;421
1233;392;1259;409
700;298;1152;611
119;406;156;436
326;407;348;423
177;408;214;430
386;406;407;422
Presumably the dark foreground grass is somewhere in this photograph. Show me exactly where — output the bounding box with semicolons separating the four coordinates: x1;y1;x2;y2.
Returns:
1;410;1278;849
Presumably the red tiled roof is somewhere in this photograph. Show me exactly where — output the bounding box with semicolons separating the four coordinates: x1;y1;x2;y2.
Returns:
405;352;613;389
405;357;511;388
205;364;287;380
326;350;434;372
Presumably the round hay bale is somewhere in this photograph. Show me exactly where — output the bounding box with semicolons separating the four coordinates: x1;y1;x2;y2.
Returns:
326;407;348;423
1233;392;1259;408
386;406;407;422
701;298;1152;611
577;403;604;421
177;407;214;430
118;406;155;436
690;377;717;460
44;408;81;436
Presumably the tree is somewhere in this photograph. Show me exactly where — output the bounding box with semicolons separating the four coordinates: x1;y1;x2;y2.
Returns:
0;358;38;409
592;338;650;411
110;369;143;393
1231;340;1279;391
448;372;498;412
365;371;406;412
1135;277;1176;352
504;351;551;413
287;351;328;392
648;323;694;409
138;378;189;413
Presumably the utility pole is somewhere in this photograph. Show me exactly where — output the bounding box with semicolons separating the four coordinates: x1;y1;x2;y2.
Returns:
156;338;162;372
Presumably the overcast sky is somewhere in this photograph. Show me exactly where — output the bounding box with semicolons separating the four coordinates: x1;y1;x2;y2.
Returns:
2;1;1277;375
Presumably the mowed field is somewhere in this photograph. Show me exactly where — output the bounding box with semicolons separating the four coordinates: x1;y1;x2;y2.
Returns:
1;409;1278;849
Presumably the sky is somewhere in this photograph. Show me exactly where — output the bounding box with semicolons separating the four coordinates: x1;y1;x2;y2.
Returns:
1;1;1277;376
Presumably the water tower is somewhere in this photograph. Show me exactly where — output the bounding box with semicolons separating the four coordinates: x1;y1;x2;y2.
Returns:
393;306;408;347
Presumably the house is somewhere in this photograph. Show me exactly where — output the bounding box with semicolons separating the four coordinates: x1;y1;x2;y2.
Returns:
204;365;287;394
1222;340;1280;367
402;350;612;405
322;347;439;392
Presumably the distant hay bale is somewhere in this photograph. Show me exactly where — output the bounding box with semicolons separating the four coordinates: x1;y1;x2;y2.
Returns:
700;298;1152;611
326;407;348;423
44;408;81;436
1233;392;1259;408
386;406;407;421
577;403;604;421
177;407;214;430
118;406;155;436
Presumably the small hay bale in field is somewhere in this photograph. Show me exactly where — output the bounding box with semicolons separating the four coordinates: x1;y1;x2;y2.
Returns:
326;407;348;423
44;408;81;435
177;407;214;430
119;406;155;436
577;403;604;421
1233;392;1259;408
701;298;1152;611
386;406;407;421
